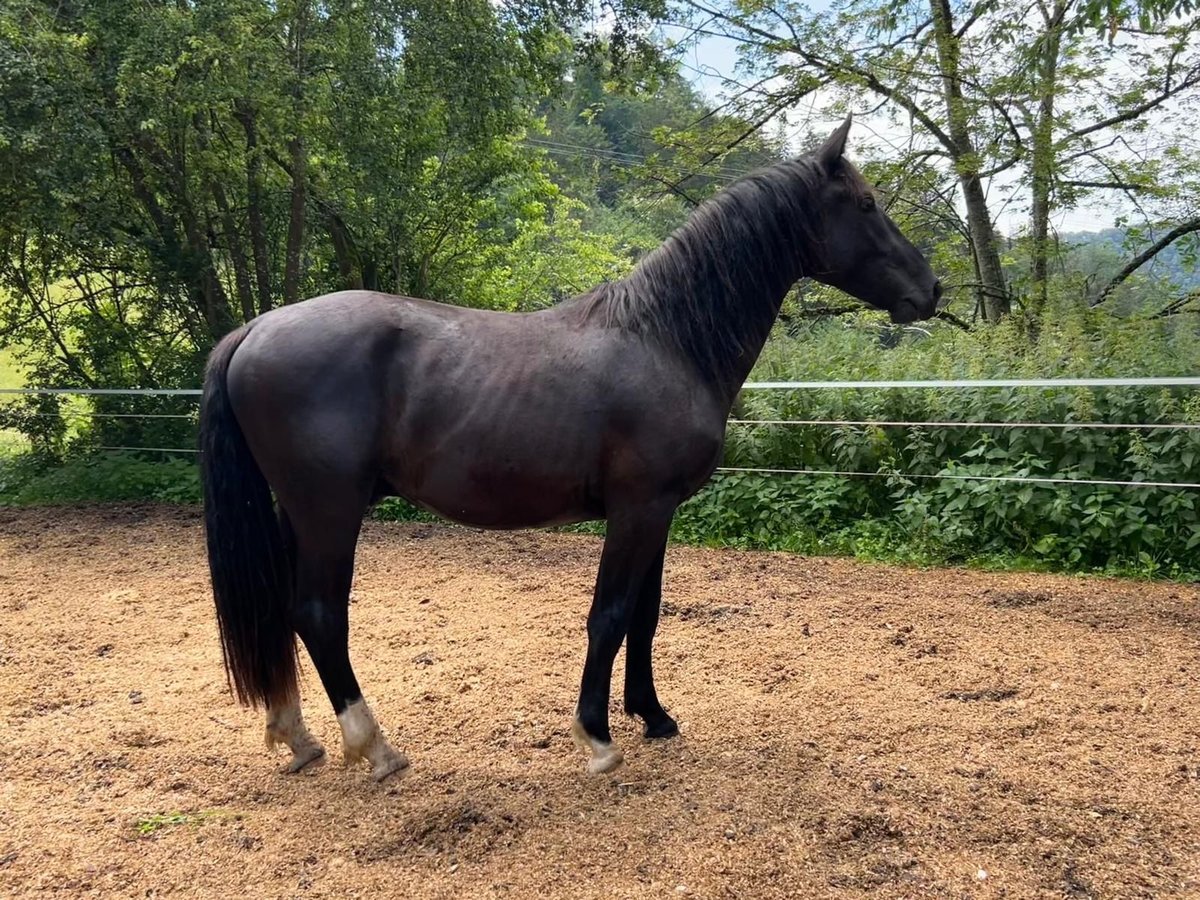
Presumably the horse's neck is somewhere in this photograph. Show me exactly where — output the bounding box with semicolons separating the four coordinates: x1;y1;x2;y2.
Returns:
716;280;793;399
632;232;803;407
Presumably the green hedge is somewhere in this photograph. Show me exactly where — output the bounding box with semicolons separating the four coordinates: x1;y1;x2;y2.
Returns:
0;452;200;505
695;307;1200;577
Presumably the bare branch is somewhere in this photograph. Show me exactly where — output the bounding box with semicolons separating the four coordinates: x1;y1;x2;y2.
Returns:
1155;289;1200;318
1092;217;1200;305
936;309;972;330
1069;66;1200;140
680;0;959;150
1063;179;1154;192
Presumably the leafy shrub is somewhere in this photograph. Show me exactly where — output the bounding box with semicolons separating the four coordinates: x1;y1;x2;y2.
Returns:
0;452;200;505
701;304;1200;578
372;497;441;523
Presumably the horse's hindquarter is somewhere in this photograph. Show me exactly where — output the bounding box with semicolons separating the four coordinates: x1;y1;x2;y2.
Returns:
226;292;413;520
382;304;724;528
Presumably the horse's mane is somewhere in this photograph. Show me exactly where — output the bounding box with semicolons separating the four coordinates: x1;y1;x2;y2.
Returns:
571;155;872;388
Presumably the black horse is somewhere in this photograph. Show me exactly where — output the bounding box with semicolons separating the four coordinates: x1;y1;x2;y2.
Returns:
199;118;940;781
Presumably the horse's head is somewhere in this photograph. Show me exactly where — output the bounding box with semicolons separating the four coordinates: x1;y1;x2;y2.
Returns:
805;117;942;324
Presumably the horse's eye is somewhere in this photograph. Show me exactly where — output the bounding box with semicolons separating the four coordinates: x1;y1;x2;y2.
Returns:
860;195;876;212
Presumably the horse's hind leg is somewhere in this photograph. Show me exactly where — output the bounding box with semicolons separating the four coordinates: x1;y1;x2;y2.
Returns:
265;699;326;773
286;505;408;782
623;539;679;739
259;509;326;773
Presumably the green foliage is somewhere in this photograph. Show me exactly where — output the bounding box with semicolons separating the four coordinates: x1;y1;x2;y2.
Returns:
0;0;598;402
533;51;782;245
614;0;1200;324
136;813;196;837
372;497;441;523
1074;0;1198;34
135;809;233;837
7;293;1200;579
0;451;199;505
693;303;1200;579
0;346;21;389
455;195;632;310
0;346;26;454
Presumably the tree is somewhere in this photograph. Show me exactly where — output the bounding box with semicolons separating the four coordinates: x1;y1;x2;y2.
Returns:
619;0;1013;320
535;50;782;239
612;0;1200;328
0;0;584;397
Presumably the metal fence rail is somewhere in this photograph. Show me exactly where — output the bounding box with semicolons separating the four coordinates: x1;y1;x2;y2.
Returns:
730;418;1200;431
6;376;1200;396
741;377;1200;390
4;380;1200;490
714;466;1200;490
0;388;202;396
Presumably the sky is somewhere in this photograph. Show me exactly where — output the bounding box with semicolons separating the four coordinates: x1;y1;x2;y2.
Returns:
664;24;1122;235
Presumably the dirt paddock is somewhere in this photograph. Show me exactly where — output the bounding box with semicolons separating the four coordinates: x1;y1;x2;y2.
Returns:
0;506;1198;898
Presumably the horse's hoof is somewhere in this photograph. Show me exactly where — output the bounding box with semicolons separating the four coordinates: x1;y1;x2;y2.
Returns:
344;742;409;781
624;704;679;740
643;716;679;740
370;749;411;783
571;717;625;775
337;698;409;781
283;745;326;774
266;716;326;774
587;745;625;774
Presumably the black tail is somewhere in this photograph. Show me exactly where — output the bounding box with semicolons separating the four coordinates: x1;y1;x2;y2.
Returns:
199;327;297;709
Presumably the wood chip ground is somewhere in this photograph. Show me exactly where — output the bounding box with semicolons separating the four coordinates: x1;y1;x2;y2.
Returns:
1;506;1198;898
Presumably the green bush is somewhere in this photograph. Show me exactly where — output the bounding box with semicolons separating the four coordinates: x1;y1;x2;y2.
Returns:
0;451;200;505
703;304;1200;578
372;497;442;523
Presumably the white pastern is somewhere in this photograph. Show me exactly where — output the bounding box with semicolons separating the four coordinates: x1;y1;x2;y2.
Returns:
337;699;410;782
265;701;326;774
571;717;625;775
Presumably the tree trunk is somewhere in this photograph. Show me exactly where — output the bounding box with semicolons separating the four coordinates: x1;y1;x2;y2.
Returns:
115;143;233;337
200;111;255;324
235;102;274;315
961;177;1009;321
182;215;236;338
283;133;307;306
929;0;1010;321
327;211;364;290
1029;0;1068;322
362;257;380;292
212;181;256;324
282;1;309;307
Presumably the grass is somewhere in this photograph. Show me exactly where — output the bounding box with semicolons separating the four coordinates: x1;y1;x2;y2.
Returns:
135;809;236;837
374;493;1198;581
0;346;22;389
0;346;29;455
0;342;97;453
0;454;1192;580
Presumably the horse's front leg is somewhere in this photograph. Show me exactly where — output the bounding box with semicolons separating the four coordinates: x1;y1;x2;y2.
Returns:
623;538;679;738
573;504;674;774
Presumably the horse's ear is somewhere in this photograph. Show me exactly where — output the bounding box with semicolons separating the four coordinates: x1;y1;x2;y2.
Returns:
817;114;853;172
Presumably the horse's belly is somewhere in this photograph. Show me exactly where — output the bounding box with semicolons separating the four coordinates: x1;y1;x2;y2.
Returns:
383;444;603;530
398;480;601;530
